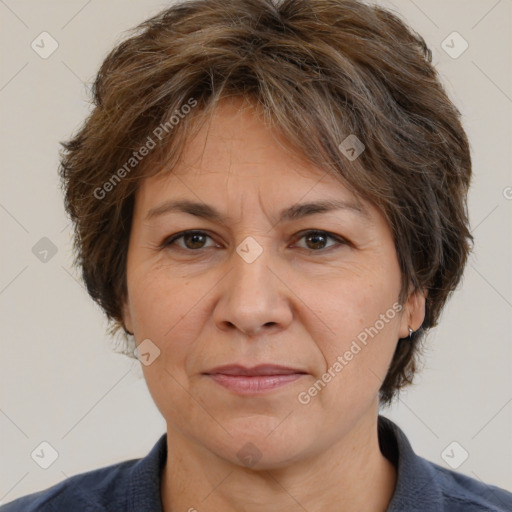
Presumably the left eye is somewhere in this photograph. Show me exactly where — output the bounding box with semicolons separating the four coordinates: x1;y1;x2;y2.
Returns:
293;230;346;251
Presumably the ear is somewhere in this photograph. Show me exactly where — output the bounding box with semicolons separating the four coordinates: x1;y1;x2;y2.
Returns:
398;286;427;339
122;300;134;335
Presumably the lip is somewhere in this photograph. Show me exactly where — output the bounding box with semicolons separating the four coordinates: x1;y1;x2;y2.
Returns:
205;364;307;376
204;364;308;394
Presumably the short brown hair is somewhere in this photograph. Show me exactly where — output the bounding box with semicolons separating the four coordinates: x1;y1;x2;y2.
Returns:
59;0;473;405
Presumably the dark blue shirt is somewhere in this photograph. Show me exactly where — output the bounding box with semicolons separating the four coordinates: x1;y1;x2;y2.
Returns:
2;416;511;511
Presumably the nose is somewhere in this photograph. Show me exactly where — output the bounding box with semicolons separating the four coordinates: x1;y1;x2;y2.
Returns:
212;239;293;337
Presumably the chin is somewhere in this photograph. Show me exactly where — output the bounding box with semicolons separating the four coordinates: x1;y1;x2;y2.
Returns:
204;421;313;470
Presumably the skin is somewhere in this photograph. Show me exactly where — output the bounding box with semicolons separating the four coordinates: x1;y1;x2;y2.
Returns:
123;97;426;512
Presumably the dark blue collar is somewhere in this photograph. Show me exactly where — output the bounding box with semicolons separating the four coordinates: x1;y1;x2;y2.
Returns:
378;415;443;511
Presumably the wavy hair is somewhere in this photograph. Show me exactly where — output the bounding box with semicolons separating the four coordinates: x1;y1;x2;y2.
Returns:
59;0;473;404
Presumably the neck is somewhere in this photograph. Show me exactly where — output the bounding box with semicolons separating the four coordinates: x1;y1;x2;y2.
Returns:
161;408;396;512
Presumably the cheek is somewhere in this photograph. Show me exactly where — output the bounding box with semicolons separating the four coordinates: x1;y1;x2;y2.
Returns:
295;271;402;404
127;267;216;377
130;270;205;418
128;263;194;336
300;266;401;346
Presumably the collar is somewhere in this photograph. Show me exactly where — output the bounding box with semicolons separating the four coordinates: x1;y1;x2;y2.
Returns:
128;432;167;512
379;415;443;511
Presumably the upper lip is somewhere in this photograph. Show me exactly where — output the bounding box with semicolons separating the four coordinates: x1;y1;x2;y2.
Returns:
204;364;307;376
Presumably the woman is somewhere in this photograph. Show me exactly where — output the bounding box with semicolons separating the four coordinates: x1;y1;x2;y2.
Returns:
2;0;511;510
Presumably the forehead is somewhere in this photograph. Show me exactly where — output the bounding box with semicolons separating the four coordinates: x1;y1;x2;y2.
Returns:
174;97;325;179
136;97;371;216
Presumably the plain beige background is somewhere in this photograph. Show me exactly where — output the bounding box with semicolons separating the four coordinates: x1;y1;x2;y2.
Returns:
1;0;511;505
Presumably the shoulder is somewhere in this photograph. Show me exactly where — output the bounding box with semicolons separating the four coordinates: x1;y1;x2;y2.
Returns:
378;416;512;512
0;459;138;512
0;433;167;512
427;459;512;512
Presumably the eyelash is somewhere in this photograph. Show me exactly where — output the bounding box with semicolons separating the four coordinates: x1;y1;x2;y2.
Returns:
161;229;350;253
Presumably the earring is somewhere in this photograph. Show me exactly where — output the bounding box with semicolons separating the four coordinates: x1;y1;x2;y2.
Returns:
408;327;414;339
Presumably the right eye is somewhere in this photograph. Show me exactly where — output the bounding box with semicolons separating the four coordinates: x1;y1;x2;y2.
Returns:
162;230;218;251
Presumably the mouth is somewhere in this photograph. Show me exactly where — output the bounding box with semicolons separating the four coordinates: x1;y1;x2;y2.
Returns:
203;364;308;394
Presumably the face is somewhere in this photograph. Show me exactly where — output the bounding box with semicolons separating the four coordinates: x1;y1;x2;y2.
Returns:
123;97;425;469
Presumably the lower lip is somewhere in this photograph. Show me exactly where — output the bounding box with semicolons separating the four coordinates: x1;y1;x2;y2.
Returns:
207;373;305;394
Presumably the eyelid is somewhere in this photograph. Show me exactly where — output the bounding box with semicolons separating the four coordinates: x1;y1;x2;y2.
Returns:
160;230;218;250
291;229;351;250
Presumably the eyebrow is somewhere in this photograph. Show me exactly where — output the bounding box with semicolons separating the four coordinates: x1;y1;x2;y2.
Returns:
144;198;370;224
